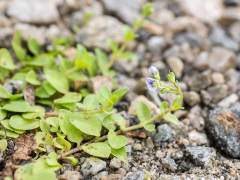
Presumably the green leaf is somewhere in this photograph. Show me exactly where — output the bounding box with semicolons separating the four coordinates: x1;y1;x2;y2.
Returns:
40;119;51;134
102;114;126;131
59;109;83;145
137;102;151;123
119;52;137;61
2;99;30;112
74;44;92;69
46;152;62;168
107;39;118;55
26;55;54;67
0;108;7;120
35;81;56;98
167;72;176;84
53;136;71;152
45;70;69;94
82;143;111;158
110;146;127;162
108;130;127;149
172;95;184;110
0;139;7;152
9;115;39;130
22;106;45;119
12;30;26;62
1;120;25;134
142;2;154;17
62;157;79;166
159;101;169;114
26;70;41;85
143;124;155;132
0;128;19;138
0;66;9;81
111;88;128;103
87;56;98;77
27;37;40;55
0;48;16;70
98;85;112;108
34;132;54;147
0;85;10;99
123;25;137;42
162;113;180;125
54;92;81;104
81;94;99;111
70;113;102;136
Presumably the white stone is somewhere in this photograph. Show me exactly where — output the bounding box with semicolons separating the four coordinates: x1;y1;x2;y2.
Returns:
218;94;238;108
188;130;208;145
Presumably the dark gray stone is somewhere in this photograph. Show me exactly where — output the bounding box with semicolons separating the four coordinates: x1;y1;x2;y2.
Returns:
207;84;228;103
206;102;240;158
175;32;201;48
153;124;173;142
186;146;216;167
188;71;212;92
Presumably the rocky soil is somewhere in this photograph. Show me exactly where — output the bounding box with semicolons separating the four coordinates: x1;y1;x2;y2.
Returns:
1;0;240;179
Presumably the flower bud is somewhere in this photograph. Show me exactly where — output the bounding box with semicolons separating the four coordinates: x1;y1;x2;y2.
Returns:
149;66;160;80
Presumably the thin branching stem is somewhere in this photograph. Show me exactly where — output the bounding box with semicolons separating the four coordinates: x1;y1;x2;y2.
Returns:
0;122;7;139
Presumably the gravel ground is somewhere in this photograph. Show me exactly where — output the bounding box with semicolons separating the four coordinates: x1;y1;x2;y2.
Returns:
1;0;240;179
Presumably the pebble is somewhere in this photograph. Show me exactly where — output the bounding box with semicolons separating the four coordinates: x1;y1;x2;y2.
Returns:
206;102;240;158
109;157;122;169
76;16;124;51
102;0;146;12
7;0;59;24
123;171;145;180
218;94;238;108
132;143;142;151
81;157;106;176
166;56;184;78
186;146;216;167
182;139;190;146
116;168;127;176
211;72;225;85
58;170;82;180
162;158;177;172
174;32;201;48
188;70;212;92
88;76;114;94
188;130;208;145
183;91;201;106
147;36;165;55
207;84;228;103
193;52;209;71
128;95;157;116
146;137;154;149
106;174;122;180
200;90;212;105
61;164;74;173
209;47;236;73
4;80;23;94
92;171;108;180
153;124;173;143
187;105;205;130
125;145;132;157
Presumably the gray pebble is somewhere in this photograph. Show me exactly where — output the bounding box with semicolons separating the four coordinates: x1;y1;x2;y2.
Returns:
81;157;106;176
162;158;177;172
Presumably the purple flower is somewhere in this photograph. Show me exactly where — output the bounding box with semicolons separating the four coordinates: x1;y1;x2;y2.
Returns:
149;66;158;75
146;78;159;91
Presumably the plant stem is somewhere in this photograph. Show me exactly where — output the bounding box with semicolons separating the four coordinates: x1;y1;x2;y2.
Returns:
64;66;78;76
0;122;7;139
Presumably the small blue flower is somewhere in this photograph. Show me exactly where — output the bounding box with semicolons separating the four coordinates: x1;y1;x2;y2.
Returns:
149;66;158;75
146;78;159;91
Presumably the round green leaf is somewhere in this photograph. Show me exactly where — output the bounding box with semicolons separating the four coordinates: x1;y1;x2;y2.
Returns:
137;102;151;122
110;146;127;162
108;130;127;149
70;113;101;136
82;94;99;110
54;92;82;104
0;139;7;152
0;85;10;99
82;143;111;158
2;100;30;112
103;114;126;131
9;115;39;130
0;49;16;70
26;70;41;85
45;70;69;94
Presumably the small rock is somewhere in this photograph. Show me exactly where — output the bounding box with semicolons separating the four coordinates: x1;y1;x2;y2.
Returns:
225;68;239;93
181;0;223;22
124;171;145;180
200;90;212;105
183;91;201;106
188;70;212;92
175;32;201;48
7;0;59;24
125;145;132;157
209;47;236;73
193;52;209;71
88;76;114;94
224;0;240;5
113;58;139;74
116;168;127;176
206;102;240;158
174;151;184;159
147;36;165;55
162;158;177;172
218;7;240;26
109;157;122;169
153;124;173;143
229;22;240;41
102;0;145;12
156;150;164;158
107;174;122;180
218;94;238;108
58;170;82;180
211;72;225;85
182;139;190;146
92;171;108;180
207;84;228;103
187;105;205;130
76;16;124;51
61;164;74;172
128;95;157;116
186;146;216;167
146;137;154;149
81;157;106;176
132;143;142;151
4;80;23;94
188;130;208;145
166;56;184;78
